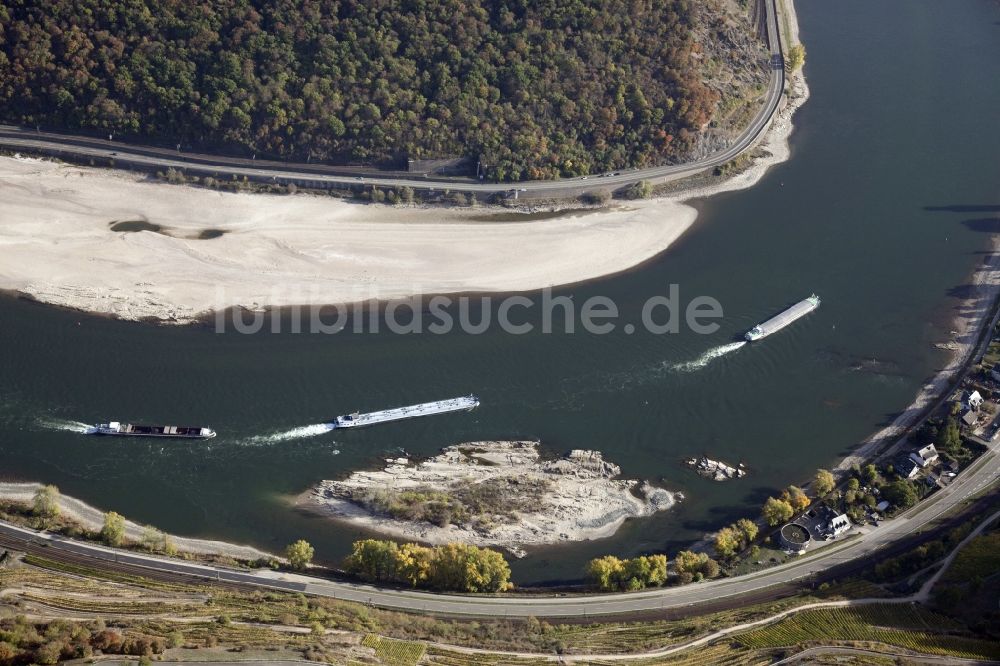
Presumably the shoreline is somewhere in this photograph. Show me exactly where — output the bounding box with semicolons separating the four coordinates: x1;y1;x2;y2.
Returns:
835;236;1000;472
0;481;274;562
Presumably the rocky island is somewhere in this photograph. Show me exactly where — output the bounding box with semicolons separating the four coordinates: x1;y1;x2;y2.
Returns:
307;441;677;556
686;456;747;481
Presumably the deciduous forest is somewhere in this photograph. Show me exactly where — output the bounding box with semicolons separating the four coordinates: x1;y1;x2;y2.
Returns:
0;0;755;180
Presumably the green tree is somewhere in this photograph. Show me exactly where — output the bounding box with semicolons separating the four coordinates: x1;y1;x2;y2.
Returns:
813;469;836;496
624;180;653;199
762;497;794;526
883;479;919;510
32;485;60;524
862;463;880;486
285;539;315;571
101;511;127;546
940;417;962;455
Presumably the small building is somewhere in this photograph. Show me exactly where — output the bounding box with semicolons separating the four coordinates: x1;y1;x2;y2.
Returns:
961;409;978;428
967;390;984;411
875;500;890;512
909;443;939;468
893;454;921;480
779;523;811;554
827;512;851;537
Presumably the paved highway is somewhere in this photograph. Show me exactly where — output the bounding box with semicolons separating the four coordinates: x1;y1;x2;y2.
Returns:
1;438;995;618
0;0;785;199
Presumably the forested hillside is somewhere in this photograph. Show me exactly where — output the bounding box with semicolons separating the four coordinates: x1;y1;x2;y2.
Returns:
0;0;766;181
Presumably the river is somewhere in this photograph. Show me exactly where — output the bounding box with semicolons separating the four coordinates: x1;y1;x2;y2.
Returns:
1;0;998;583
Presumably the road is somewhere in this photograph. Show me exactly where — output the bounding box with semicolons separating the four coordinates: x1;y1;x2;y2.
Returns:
0;0;785;199
1;438;995;619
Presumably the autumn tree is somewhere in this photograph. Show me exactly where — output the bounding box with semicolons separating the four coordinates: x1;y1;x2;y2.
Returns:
0;0;746;182
285;539;315;570
587;555;625;591
427;543;511;593
783;485;811;512
101;511;127;546
735;518;759;546
32;485;60;525
674;550;719;581
763;497;794;526
714;526;742;559
813;469;836;496
787;44;806;71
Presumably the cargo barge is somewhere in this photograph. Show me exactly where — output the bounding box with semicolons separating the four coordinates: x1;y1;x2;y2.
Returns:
88;422;216;439
331;395;479;429
745;294;820;341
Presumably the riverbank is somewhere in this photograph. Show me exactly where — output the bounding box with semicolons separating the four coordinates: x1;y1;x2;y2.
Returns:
0;0;808;325
303;442;678;556
0;154;700;323
0;481;273;562
836;236;1000;471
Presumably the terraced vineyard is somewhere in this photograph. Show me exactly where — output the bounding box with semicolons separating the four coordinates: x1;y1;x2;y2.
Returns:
941;530;1000;583
361;634;426;666
423;642;765;666
736;604;1000;659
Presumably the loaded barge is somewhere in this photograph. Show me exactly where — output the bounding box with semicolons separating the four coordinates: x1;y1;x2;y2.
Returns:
745;294;820;341
89;422;216;439
331;395;479;429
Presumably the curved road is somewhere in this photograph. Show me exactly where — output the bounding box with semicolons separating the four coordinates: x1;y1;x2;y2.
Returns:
0;0;785;198
1;439;995;618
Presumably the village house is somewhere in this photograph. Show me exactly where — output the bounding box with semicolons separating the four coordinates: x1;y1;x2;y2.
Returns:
893;453;921;480
909;443;939;468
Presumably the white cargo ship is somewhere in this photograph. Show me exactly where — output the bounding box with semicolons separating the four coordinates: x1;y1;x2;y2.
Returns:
745;294;820;341
331;395;479;429
89;422;216;439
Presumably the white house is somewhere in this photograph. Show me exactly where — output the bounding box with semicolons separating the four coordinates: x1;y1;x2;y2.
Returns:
827;513;851;537
968;390;984;411
909;443;939;468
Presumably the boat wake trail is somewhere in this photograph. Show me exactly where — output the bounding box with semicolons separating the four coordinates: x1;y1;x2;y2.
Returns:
251;423;335;444
36;417;93;434
671;341;746;372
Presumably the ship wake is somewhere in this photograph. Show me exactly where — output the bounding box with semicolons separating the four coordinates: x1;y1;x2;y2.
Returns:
671;341;746;372
251;423;335;444
36;417;94;434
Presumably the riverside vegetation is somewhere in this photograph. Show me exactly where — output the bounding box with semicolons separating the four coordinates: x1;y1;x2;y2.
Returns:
0;0;768;180
0;506;997;664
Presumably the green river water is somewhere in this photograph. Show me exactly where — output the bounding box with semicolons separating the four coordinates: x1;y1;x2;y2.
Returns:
1;0;999;583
